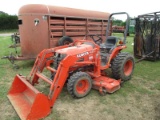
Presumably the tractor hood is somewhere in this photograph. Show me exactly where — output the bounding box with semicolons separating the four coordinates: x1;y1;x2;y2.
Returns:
55;44;94;56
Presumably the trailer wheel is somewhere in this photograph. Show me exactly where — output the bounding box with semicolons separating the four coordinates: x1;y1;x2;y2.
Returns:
111;52;135;81
58;36;73;46
67;72;92;98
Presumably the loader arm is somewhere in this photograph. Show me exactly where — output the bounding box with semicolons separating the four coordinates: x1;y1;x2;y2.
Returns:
7;52;79;120
30;44;70;85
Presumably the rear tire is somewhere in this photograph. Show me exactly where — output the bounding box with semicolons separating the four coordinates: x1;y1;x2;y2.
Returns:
58;36;73;46
67;72;92;98
111;52;135;81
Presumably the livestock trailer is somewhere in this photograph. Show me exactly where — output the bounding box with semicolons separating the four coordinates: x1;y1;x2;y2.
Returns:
7;4;111;62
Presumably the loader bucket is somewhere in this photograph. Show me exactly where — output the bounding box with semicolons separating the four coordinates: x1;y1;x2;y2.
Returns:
7;74;51;120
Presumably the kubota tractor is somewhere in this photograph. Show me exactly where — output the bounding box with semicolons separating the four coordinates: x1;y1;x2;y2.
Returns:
7;12;134;120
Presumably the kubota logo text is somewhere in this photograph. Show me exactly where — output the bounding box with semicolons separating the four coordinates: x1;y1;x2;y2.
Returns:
77;52;89;57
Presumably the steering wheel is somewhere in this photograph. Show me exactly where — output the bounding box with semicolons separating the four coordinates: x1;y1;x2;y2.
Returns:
89;34;102;45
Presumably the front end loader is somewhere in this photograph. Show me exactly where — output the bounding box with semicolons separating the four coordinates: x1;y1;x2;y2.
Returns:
7;12;134;120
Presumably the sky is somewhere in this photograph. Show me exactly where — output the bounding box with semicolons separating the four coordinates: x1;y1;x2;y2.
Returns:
0;0;160;20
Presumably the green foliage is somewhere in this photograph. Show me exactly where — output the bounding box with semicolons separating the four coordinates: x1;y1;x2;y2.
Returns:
112;19;126;26
0;12;18;30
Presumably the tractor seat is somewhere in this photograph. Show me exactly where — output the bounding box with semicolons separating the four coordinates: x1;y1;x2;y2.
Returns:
100;36;118;53
105;36;118;49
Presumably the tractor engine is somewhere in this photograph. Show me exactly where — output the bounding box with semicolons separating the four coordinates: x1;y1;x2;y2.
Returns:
53;52;66;69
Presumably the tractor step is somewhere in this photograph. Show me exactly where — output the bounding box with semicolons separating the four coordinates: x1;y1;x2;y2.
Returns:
7;74;51;120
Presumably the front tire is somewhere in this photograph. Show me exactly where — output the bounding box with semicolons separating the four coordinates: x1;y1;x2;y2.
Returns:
111;52;135;81
67;72;92;98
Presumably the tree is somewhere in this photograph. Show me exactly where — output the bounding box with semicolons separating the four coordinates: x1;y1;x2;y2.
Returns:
0;11;18;30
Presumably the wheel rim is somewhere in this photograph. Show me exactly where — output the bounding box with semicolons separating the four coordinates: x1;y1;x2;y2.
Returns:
124;60;133;76
76;79;89;94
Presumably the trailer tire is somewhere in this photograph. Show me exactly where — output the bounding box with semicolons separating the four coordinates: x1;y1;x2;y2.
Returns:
111;52;135;81
67;72;92;98
58;36;73;46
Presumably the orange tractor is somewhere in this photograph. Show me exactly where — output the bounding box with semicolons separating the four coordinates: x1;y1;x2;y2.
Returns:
7;12;134;120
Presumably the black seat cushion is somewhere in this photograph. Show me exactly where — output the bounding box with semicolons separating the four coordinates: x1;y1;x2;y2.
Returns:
105;36;118;49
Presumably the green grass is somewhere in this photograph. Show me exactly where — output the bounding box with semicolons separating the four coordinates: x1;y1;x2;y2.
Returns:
0;35;160;120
